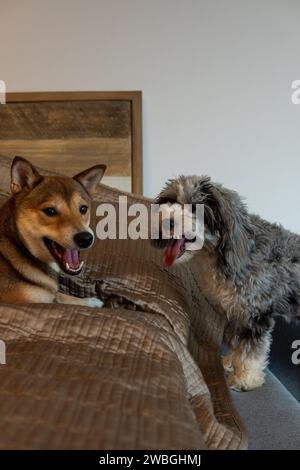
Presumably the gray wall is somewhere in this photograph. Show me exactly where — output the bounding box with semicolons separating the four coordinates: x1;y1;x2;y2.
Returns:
1;0;300;231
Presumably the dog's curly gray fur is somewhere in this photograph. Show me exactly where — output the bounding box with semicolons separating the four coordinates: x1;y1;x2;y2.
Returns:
154;175;300;391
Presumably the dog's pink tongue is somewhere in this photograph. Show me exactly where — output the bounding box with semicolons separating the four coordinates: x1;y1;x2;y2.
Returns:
163;239;184;267
63;249;80;269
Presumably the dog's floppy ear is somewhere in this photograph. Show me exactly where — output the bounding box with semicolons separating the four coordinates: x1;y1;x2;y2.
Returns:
73;164;106;196
11;156;42;194
196;178;252;276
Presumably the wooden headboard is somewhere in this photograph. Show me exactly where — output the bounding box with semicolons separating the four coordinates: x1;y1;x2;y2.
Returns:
0;91;143;194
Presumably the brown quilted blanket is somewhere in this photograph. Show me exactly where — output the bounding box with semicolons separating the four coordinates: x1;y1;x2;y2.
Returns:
0;155;247;449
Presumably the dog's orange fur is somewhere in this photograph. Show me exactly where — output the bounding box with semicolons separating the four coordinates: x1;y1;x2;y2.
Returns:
0;157;105;306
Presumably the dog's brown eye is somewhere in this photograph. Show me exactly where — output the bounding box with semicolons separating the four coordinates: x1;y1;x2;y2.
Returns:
43;207;58;217
80;205;88;215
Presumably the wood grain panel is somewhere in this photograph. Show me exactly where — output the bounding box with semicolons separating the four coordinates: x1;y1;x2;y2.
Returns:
0;101;131;139
0;138;131;176
1;92;143;193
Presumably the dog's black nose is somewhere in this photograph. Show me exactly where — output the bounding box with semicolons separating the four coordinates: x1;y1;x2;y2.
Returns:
74;231;94;249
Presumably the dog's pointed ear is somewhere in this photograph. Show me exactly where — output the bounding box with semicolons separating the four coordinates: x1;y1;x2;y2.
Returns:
11;156;42;194
73;164;106;196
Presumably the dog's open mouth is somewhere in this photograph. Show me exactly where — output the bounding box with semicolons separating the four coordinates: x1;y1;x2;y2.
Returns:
163;236;187;267
43;238;84;275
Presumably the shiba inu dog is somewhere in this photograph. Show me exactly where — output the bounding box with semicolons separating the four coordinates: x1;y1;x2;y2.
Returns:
0;156;105;307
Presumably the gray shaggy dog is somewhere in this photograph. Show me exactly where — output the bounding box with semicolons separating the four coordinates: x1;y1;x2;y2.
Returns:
153;175;300;391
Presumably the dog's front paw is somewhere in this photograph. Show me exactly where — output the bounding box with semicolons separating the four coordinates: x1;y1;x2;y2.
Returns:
227;370;265;392
222;354;234;372
84;297;104;308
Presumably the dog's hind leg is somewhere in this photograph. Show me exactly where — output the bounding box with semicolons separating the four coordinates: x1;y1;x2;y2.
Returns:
226;323;274;392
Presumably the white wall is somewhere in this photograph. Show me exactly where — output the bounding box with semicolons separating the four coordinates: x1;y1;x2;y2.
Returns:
1;0;300;231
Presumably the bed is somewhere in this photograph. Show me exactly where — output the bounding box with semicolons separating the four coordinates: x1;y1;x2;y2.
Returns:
0;91;246;449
